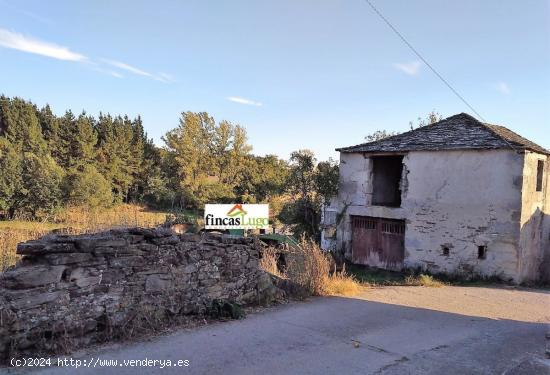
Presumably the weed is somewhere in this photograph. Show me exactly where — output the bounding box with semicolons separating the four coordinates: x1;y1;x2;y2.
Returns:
404;274;445;287
347;265;447;287
260;238;360;297
259;247;285;279
325;265;361;296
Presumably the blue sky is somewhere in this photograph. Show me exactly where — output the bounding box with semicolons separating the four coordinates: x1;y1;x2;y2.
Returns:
0;0;548;161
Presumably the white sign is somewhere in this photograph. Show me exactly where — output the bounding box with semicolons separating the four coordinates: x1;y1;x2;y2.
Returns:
204;204;270;229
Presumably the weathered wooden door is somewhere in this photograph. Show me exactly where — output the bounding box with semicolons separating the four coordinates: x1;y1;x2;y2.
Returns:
351;216;405;271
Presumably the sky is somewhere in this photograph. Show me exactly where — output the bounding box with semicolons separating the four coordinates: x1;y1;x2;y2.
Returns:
0;0;548;161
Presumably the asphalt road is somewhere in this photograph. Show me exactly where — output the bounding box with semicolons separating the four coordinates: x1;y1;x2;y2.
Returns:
9;286;550;375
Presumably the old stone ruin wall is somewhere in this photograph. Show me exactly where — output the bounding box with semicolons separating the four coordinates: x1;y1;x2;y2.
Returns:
0;228;278;361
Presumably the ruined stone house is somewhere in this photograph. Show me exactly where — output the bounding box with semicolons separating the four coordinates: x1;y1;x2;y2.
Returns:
321;113;549;283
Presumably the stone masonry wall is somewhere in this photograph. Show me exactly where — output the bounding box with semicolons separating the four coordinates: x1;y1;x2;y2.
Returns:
0;228;276;360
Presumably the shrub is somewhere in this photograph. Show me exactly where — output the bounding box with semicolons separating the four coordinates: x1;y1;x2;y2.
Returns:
63;165;113;208
285;237;331;295
260;237;360;297
16;153;65;219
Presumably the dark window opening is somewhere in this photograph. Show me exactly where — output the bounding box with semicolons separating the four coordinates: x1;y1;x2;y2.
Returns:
372;155;404;207
536;160;544;192
61;268;70;282
478;245;487;260
442;246;450;256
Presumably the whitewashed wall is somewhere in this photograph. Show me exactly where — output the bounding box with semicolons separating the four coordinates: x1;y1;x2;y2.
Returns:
519;151;549;282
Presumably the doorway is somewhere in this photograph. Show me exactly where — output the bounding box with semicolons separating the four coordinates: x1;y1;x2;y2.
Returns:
351;215;405;271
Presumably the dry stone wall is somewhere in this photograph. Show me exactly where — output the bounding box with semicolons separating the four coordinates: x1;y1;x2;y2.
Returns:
0;228;277;360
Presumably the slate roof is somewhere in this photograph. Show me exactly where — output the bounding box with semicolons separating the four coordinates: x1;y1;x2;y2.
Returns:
336;113;549;155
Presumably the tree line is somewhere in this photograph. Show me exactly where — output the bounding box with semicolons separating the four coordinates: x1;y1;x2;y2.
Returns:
0;95;338;237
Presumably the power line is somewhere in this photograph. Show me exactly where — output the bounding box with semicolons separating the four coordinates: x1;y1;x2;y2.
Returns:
362;0;486;122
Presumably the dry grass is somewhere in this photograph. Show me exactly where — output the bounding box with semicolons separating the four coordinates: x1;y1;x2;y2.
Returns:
259;247;285;279
0;227;48;271
56;204;167;229
0;204;168;271
285;238;331;296
325;265;361;296
404;274;445;287
260;238;361;297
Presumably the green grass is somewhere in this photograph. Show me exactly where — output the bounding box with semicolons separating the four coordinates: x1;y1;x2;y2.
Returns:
348;264;446;287
257;233;300;248
347;264;408;285
346;264;548;288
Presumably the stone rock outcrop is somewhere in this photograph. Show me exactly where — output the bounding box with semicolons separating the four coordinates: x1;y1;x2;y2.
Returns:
0;228;280;360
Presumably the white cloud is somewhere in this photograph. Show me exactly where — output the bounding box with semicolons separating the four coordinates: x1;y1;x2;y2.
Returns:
155;72;175;83
393;60;422;76
495;81;511;95
0;28;86;61
227;96;262;106
0;27;174;83
101;59;174;83
101;59;152;77
109;71;123;79
103;69;123;79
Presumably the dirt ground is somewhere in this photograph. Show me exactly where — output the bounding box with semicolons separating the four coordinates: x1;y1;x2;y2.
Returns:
359;284;550;323
11;285;550;375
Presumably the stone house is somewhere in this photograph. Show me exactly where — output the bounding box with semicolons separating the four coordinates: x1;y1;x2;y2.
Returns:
321;113;549;283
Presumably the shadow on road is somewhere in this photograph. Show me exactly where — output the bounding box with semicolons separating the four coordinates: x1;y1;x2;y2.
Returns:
27;289;550;375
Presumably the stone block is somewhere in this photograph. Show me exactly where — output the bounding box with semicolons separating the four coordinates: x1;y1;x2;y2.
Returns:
108;256;145;268
183;264;197;274
9;290;69;310
99;269;122;284
2;265;66;289
145;274;173;293
125;234;145;244
75;236;127;252
44;253;93;265
153;235;180;246
69;268;102;288
17;242;76;255
130;227;172;239
135;243;159;252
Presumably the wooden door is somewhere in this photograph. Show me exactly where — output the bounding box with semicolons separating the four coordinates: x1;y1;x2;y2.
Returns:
351;216;405;271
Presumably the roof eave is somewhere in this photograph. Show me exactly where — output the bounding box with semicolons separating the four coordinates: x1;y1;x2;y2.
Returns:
336;146;550;155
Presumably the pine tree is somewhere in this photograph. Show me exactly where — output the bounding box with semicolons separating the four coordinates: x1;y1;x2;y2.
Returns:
96;114;135;202
71;112;98;169
0;97;47;154
38;104;61;155
0;138;22;217
56;110;76;168
127;116;146;201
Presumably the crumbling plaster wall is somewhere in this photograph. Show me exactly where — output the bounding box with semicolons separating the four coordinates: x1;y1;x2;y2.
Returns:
335;149;527;281
519;151;549;282
335;152;407;260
